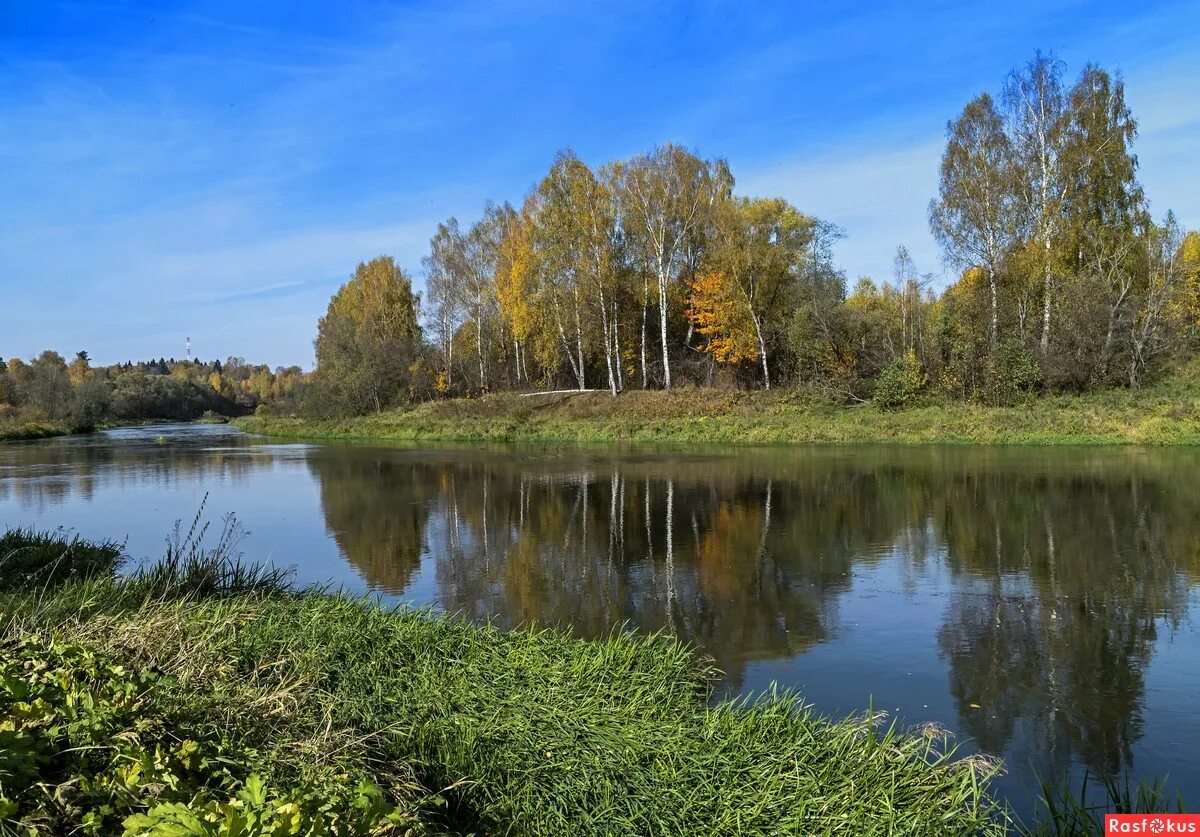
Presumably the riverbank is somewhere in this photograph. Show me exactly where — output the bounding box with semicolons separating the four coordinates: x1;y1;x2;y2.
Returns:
1;528;1008;835
0;418;73;441
0;414;234;442
235;381;1200;446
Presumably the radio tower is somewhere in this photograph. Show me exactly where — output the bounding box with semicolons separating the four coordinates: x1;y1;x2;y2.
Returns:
186;336;192;361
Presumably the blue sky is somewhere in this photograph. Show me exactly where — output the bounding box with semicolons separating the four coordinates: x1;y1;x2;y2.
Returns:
2;0;1198;368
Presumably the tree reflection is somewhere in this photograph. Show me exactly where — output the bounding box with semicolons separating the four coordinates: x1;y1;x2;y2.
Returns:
935;464;1197;778
306;448;437;593
8;433;1200;800
307;445;1200;784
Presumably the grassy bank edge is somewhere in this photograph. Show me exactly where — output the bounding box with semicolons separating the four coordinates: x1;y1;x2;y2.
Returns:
2;526;1010;835
0;415;235;443
233;386;1200;447
0;419;74;441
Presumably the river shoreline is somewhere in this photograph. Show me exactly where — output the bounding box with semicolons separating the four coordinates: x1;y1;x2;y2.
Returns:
234;386;1200;446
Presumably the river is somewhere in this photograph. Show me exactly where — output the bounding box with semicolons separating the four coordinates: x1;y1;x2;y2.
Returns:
2;422;1198;816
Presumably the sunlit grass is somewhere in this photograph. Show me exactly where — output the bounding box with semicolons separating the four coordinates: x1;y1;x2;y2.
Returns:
236;374;1200;447
0;418;73;441
2;526;1009;835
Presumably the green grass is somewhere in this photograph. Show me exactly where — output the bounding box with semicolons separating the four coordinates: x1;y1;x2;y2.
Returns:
0;527;124;591
1020;772;1189;836
0;419;74;442
1;527;1009;836
235;376;1200;447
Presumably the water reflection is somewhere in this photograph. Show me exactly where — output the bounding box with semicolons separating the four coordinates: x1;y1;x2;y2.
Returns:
310;444;1200;790
3;428;1199;808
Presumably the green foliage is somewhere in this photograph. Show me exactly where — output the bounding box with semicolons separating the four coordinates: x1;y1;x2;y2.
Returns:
987;338;1043;405
0;638;424;836
874;350;927;410
0;528;124;591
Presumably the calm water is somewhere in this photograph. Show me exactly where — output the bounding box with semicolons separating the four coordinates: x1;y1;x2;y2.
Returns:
2;423;1199;814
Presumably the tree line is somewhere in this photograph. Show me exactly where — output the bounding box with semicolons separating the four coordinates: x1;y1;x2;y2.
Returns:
6;53;1198;427
307;52;1199;416
0;352;306;431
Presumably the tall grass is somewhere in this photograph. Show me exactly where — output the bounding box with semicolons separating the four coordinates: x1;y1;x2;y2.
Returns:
1021;772;1188;836
0;527;123;591
130;495;292;598
220;596;1007;835
0;524;1009;835
234;377;1200;448
4;523;1190;834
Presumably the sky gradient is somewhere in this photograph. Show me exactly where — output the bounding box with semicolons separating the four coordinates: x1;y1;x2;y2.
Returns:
2;0;1198;367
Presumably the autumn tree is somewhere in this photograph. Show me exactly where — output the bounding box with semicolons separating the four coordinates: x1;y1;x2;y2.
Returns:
930;92;1018;349
698;197;818;388
616;144;732;389
686;271;759;374
463;204;513;390
67;351;92;387
535;153;596;390
494;196;541;386
313;256;422;414
1003;51;1071;357
1175;231;1200;344
1130;212;1188;387
423;221;466;392
24;351;73;419
1060;65;1146;384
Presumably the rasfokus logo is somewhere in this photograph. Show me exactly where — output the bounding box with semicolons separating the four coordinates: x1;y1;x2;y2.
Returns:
1106;815;1200;834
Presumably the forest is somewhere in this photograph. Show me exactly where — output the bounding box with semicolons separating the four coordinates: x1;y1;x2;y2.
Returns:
303;53;1200;417
0;352;304;439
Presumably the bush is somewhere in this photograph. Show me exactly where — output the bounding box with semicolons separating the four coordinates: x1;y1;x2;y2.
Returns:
874;350;927;410
986;338;1043;406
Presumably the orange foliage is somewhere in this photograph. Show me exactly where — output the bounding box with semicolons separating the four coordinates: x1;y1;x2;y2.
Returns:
686;272;759;364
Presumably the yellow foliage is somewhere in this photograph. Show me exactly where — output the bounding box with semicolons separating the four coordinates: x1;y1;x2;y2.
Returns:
495;199;539;343
1175;231;1200;330
434;371;451;396
686;272;759;364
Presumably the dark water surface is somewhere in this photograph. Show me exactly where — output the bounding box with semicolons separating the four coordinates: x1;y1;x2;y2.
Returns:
3;423;1199;815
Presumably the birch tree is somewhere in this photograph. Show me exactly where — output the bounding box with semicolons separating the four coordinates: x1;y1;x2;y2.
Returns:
1003;52;1070;356
617;144;731;389
423;221;466;390
930;92;1018;349
1131;212;1186;387
700;197;816;388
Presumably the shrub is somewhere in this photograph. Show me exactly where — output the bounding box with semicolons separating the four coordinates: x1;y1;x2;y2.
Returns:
986;338;1043;406
0;638;427;836
874;350;927;410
